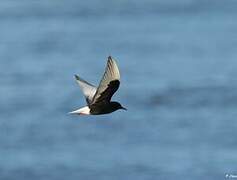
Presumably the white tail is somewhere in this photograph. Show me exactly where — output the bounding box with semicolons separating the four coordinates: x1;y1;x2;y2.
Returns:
69;106;90;115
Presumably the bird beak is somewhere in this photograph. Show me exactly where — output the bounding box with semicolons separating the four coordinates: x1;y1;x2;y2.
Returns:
121;107;127;111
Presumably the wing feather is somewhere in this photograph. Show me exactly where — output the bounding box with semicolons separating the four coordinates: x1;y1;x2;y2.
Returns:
90;56;120;106
74;75;97;105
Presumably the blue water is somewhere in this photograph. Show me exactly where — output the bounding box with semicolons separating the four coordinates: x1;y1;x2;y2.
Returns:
1;0;237;179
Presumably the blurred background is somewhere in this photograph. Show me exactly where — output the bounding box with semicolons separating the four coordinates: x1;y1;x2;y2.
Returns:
0;0;237;179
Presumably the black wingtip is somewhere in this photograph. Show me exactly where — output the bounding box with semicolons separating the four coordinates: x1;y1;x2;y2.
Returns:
74;74;80;80
108;56;112;60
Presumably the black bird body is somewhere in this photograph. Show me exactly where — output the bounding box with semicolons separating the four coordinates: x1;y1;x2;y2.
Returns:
90;102;124;115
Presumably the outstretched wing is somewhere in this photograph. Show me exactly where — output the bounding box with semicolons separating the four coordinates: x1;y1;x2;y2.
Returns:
90;56;120;106
74;75;97;105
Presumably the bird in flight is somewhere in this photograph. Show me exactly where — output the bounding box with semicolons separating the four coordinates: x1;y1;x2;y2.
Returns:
69;56;127;115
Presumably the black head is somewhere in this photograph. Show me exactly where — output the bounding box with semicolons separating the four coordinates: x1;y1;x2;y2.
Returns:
111;102;127;111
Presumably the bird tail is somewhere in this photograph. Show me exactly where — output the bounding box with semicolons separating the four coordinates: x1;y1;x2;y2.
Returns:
68;106;90;115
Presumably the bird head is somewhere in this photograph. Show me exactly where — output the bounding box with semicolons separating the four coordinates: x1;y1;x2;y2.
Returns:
111;102;127;111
